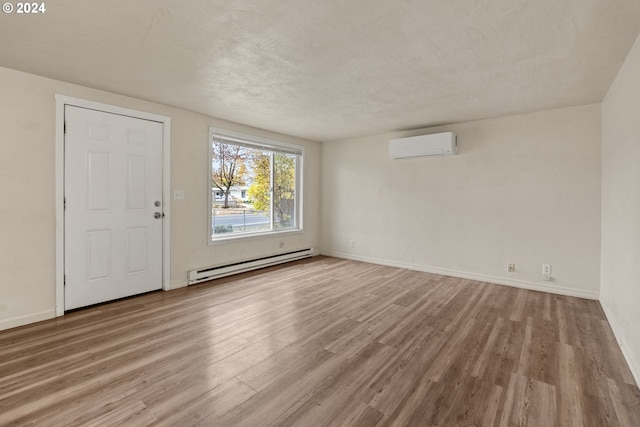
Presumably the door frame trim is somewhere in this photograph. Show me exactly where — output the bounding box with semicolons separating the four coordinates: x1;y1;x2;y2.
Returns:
55;95;172;316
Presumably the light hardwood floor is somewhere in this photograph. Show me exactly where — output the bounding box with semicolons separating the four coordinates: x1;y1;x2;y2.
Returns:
1;256;638;426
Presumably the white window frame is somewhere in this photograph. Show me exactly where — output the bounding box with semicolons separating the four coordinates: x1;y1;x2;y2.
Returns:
208;127;304;244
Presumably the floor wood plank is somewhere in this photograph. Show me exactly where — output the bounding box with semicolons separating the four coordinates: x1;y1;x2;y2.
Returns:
0;256;638;426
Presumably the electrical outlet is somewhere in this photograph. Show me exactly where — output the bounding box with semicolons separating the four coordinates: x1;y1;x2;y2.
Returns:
508;263;515;273
542;264;551;275
348;240;354;248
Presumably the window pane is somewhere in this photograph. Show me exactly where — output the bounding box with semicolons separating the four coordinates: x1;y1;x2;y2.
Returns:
273;153;296;229
246;151;272;231
211;142;270;236
212;208;270;235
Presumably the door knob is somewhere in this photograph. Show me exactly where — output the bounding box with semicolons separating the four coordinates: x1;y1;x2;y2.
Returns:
154;212;162;219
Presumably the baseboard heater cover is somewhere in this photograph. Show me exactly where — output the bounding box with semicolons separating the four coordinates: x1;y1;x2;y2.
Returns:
188;248;313;284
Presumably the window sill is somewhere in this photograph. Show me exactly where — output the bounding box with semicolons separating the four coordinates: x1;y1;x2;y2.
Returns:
208;228;304;245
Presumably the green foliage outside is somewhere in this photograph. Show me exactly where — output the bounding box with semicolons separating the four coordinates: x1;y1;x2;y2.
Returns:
248;153;296;228
214;224;234;233
247;152;270;212
273;153;296;228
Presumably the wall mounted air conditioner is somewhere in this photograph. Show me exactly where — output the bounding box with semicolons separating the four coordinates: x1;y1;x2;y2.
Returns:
389;132;458;159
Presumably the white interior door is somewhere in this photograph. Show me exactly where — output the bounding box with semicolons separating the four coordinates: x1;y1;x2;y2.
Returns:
64;105;163;310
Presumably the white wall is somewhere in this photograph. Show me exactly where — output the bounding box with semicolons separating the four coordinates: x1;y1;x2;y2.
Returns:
601;33;640;384
0;66;321;330
322;105;602;298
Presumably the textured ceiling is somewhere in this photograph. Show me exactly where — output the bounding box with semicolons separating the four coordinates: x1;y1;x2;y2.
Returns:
1;0;639;141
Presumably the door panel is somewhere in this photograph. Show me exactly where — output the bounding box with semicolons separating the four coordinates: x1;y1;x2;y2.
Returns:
87;152;112;211
65;106;163;310
126;227;148;274
127;155;147;210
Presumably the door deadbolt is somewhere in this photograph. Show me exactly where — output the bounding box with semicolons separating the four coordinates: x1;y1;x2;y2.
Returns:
154;201;161;207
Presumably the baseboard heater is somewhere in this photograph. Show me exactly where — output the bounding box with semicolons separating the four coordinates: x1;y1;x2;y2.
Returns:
188;248;313;285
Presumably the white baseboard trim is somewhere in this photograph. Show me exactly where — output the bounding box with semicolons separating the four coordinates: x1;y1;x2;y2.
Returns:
600;299;640;386
0;309;56;332
322;251;599;300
